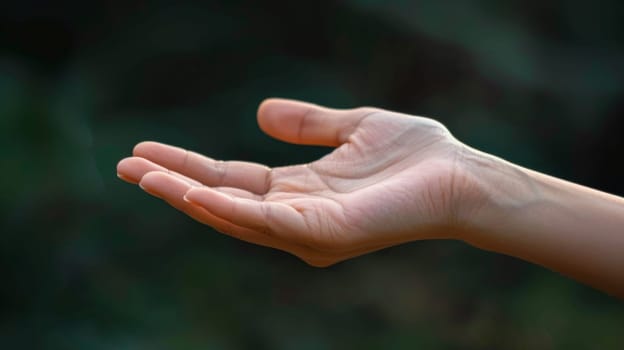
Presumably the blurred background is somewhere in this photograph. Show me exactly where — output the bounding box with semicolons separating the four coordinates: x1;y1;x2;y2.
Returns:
2;0;624;348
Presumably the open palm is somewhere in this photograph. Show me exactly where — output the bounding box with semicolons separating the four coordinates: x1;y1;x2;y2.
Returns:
117;99;472;266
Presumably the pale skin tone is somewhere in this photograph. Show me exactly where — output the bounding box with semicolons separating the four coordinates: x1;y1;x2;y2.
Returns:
117;98;624;298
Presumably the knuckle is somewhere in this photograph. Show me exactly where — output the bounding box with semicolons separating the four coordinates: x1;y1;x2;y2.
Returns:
210;160;230;186
353;106;379;115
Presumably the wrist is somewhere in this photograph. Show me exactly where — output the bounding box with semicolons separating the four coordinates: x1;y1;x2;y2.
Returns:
452;146;542;247
455;148;624;296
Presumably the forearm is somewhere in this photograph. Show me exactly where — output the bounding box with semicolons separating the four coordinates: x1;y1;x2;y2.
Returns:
462;151;624;298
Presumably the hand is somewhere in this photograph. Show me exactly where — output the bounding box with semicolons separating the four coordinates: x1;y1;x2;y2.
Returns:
117;99;481;266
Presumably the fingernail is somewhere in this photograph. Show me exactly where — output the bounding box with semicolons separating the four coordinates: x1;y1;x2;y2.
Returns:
117;173;132;182
183;189;197;203
138;183;161;198
183;194;201;206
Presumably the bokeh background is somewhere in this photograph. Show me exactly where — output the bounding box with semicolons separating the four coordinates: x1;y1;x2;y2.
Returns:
2;1;624;349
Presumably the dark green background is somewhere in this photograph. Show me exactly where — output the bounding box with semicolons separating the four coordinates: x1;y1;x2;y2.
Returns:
1;1;623;348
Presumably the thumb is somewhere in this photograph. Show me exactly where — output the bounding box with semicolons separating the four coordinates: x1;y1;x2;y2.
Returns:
256;98;376;147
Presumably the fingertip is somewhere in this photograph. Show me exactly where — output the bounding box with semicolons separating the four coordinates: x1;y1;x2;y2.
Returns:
257;97;300;115
140;170;190;199
138;170;167;190
183;187;206;202
257;97;278;116
257;97;309;122
256;98;282;133
132;140;160;156
137;171;161;197
257;98;319;143
116;157;138;183
139;169;167;182
182;188;205;206
116;156;171;184
117;172;134;183
116;156;131;169
183;187;200;203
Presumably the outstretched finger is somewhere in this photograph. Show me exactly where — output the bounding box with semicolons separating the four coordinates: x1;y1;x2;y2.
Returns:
138;171;327;258
257;98;378;147
184;187;379;254
133;141;271;194
183;187;310;243
117;156;202;186
138;172;281;246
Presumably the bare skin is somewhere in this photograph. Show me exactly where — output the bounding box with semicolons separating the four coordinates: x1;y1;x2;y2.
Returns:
117;98;624;298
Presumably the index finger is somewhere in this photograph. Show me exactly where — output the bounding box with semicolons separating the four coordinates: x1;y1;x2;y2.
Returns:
133;141;272;194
